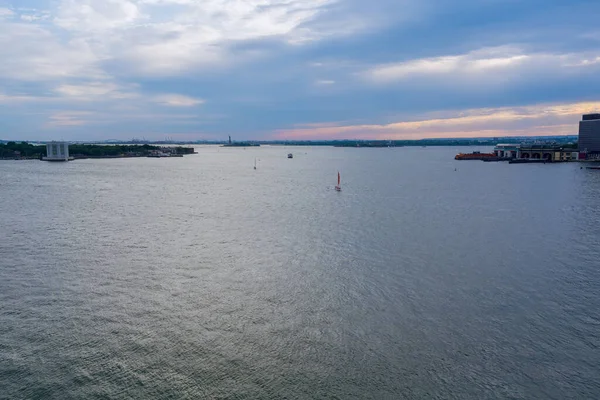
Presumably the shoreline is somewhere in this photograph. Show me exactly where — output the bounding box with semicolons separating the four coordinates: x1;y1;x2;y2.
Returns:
1;153;197;161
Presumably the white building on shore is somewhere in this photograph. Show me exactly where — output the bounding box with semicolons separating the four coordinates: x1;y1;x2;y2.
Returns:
43;141;73;161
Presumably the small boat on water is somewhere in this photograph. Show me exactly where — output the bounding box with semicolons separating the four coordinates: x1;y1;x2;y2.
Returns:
454;151;497;160
287;153;293;158
254;158;257;170
335;172;341;191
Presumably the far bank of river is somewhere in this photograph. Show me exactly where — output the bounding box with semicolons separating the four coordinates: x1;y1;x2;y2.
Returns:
0;143;195;160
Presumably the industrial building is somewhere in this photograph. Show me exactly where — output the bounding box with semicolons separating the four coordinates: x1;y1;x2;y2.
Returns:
493;144;578;161
579;113;600;159
43;141;73;161
493;144;520;159
517;145;578;161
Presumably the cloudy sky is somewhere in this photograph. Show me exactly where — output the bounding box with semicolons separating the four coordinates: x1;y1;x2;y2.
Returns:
1;0;600;141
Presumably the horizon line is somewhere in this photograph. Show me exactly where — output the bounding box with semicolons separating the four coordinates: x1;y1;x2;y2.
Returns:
0;134;578;143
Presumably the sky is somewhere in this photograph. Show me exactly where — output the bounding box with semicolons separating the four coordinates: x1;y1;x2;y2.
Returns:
1;0;600;141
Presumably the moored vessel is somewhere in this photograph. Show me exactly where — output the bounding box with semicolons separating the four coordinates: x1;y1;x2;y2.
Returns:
454;151;497;160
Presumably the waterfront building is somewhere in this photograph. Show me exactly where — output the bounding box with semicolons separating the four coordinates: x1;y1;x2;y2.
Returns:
517;145;578;161
43;141;73;161
579;113;600;159
494;144;520;159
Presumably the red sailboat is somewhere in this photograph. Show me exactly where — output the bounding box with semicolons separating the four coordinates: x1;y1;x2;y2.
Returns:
335;171;341;191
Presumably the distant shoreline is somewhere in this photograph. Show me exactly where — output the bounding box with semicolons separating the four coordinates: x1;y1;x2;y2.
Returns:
0;143;196;161
0;154;194;161
1;138;579;161
1;135;578;148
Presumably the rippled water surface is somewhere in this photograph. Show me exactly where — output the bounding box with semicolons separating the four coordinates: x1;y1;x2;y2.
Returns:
1;146;599;399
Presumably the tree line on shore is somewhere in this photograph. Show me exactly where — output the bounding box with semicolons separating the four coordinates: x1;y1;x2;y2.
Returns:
0;142;195;158
1;139;578;158
0;142;45;158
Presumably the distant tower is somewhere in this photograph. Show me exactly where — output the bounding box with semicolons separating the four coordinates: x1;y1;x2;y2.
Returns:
579;114;600;160
43;141;71;161
228;135;232;145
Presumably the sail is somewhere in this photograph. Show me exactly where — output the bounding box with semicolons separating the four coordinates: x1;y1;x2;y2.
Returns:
337;172;340;186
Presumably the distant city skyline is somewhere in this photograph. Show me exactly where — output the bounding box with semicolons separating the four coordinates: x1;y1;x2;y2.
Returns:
1;0;600;141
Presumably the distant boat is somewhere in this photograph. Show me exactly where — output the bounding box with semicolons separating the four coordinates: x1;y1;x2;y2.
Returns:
287;153;293;158
335;172;341;191
254;158;257;170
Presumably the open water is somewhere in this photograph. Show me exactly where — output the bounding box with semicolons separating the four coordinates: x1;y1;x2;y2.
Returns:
1;146;599;399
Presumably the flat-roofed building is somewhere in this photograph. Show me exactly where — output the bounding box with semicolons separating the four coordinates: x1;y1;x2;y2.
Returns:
43;141;73;161
494;144;520;158
579;114;600;157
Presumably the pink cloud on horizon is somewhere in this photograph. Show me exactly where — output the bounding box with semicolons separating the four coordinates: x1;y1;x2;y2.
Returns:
273;101;600;140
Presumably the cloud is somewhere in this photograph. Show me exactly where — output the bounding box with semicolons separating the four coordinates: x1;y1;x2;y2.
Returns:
0;7;13;18
16;9;51;22
581;31;600;41
2;0;600;141
1;0;347;84
55;82;120;97
12;81;203;110
54;82;141;100
111;24;226;75
55;0;141;31
0;22;104;81
47;0;343;77
569;56;600;67
21;15;42;22
46;111;95;127
153;94;204;107
0;93;50;103
364;46;600;85
274;101;600;140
